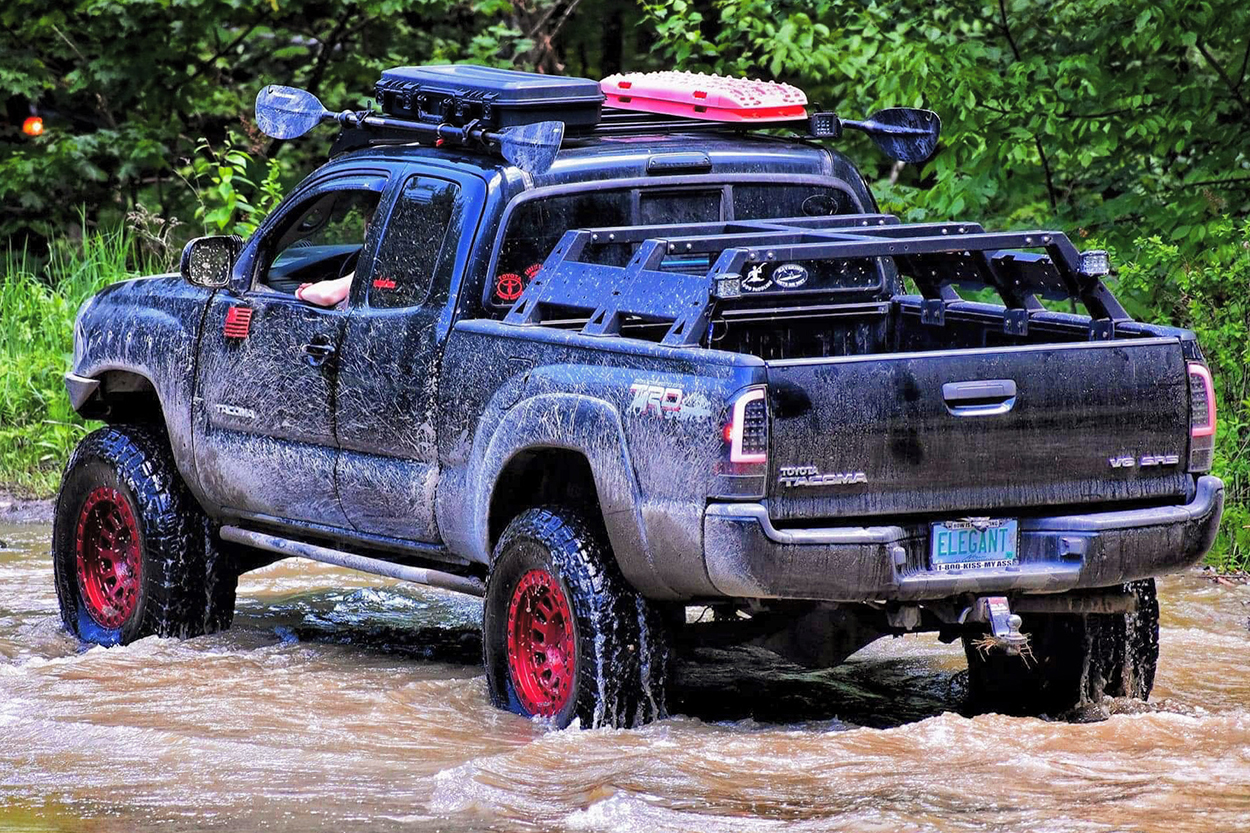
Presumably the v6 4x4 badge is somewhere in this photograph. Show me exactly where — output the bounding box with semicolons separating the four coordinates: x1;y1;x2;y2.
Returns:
629;382;713;422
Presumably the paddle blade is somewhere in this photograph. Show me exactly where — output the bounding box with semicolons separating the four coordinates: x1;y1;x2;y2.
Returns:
861;108;941;163
255;85;332;140
497;120;565;175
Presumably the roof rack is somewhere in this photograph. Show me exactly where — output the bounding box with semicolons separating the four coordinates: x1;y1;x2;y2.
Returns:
503;214;1127;346
256;67;942;173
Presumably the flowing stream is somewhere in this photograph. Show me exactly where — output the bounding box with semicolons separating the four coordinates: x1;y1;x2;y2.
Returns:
2;520;1249;832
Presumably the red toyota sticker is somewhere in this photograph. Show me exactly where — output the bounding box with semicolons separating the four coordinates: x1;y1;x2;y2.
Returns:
495;273;525;302
223;306;253;339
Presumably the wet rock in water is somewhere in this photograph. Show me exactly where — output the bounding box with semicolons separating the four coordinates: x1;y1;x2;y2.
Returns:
0;494;56;524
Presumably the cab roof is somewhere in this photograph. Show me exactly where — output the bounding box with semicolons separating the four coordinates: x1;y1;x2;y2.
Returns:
336;130;867;196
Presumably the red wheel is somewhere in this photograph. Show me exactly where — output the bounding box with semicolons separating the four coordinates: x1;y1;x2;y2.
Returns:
74;486;143;629
55;426;238;645
506;569;576;716
484;507;670;729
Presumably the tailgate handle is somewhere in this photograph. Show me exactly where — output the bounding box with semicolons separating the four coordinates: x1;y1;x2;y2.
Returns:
942;380;1017;416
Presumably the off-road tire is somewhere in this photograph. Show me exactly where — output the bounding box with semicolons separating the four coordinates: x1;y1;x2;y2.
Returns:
483;506;668;729
53;425;238;645
963;580;1159;715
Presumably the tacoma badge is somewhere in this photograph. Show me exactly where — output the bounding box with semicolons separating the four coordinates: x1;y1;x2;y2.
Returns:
778;465;867;487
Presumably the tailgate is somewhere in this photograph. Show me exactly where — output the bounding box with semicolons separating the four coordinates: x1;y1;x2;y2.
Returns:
765;338;1191;521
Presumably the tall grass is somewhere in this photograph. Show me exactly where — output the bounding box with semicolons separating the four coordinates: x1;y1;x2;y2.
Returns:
0;225;160;496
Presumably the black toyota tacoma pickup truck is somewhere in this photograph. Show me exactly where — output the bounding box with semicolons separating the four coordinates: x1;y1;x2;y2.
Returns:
54;66;1222;727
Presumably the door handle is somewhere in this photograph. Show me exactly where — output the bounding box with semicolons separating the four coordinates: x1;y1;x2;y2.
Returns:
301;336;335;366
942;379;1017;416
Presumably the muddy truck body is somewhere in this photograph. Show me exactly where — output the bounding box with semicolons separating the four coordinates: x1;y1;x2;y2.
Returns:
56;67;1222;726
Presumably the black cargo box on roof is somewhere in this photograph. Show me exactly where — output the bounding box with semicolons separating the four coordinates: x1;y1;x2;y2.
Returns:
375;65;604;132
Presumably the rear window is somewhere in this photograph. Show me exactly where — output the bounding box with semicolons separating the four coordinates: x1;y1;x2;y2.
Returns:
489;182;858;307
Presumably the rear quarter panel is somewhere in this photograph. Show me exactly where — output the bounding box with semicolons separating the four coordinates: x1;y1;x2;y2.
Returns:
438;318;762;598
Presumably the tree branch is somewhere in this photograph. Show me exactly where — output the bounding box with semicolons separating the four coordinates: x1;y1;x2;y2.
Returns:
305;10;356;97
184;22;262;88
1237;37;1250;90
1034;137;1059;210
1196;39;1250;114
997;0;1059;209
997;0;1022;61
1177;176;1250;189
50;24;117;129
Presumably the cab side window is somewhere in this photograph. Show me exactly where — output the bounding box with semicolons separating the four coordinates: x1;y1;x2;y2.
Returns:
368;175;461;309
259;189;381;296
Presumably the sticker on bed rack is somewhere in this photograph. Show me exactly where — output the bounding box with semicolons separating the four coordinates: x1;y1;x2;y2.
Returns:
741;263;772;292
773;263;809;289
495;273;525;302
628;382;713;421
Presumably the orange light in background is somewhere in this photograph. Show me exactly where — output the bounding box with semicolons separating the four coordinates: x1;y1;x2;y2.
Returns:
22;116;44;137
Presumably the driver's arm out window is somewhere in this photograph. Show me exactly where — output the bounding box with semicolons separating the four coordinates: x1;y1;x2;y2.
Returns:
260;189;381;296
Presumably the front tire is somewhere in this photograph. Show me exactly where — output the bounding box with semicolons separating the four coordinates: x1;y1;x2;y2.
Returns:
964;580;1159;715
53;425;238;645
483;507;668;729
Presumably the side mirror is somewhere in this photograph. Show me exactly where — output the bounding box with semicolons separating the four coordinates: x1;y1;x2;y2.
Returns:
180;235;242;289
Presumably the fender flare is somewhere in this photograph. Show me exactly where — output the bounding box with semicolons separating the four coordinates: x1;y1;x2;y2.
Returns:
68;362;205;511
467;393;674;598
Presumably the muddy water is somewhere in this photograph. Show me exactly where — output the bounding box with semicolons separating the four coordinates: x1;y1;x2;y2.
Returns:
2;521;1250;833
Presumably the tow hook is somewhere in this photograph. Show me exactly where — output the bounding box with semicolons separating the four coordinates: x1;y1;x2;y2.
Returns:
967;596;1030;657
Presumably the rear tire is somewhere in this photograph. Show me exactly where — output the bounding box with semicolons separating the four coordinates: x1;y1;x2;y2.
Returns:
963;580;1159;715
53;425;238;645
483;506;668;729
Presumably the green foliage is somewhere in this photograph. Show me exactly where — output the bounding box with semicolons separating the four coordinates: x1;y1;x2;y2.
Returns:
0;223;159;495
1116;220;1250;570
642;0;1250;249
0;0;647;246
189;140;285;237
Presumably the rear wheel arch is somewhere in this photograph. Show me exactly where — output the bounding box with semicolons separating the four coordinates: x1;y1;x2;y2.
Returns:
488;447;603;555
467;393;674;598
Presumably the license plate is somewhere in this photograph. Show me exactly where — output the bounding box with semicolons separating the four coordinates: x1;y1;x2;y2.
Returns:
930;518;1018;572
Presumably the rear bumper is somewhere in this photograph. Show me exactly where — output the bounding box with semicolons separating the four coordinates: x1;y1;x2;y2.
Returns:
703;475;1224;601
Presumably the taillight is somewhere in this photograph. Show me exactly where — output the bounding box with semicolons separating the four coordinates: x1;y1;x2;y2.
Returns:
1188;362;1216;472
725;387;768;467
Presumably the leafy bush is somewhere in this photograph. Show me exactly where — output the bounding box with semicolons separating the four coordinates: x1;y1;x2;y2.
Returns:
1116;220;1250;570
188;138;285;238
